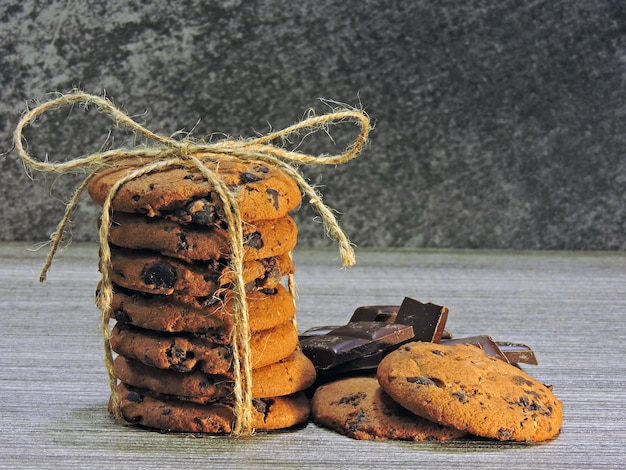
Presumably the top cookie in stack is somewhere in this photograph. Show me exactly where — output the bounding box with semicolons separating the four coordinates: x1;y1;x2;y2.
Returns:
88;159;316;433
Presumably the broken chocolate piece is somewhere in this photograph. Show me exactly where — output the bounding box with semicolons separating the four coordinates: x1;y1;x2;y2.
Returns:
395;297;449;343
495;342;538;365
300;297;451;375
349;305;399;323
442;335;510;363
299;321;414;370
349;301;452;339
316;350;386;378
441;336;538;365
299;325;341;338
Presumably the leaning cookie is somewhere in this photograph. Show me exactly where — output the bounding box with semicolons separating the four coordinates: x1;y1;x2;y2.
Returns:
377;342;563;442
110;319;300;374
106;212;298;262
311;376;466;441
113;382;310;433
88;159;302;225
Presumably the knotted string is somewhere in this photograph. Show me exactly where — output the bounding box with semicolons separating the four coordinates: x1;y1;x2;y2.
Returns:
13;90;370;436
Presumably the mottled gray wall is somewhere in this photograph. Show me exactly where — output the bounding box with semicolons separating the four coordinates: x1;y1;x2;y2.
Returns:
1;0;625;249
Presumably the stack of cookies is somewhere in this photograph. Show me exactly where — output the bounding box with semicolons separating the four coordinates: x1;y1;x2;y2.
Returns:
87;159;317;433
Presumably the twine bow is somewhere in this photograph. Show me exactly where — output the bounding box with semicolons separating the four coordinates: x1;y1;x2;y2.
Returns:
13;90;370;436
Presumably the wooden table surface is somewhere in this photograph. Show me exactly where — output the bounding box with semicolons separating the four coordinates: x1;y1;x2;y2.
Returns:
1;242;625;469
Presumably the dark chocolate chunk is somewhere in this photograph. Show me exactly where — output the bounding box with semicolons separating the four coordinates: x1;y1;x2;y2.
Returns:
253;398;269;415
141;263;177;289
451;391;470;404
442;335;509;363
244;232;264;250
310;349;389;382
177;198;217;226
349;305;399;323
495;342;538;365
126;391;144;403
300;297;451;376
299;325;342;337
350;300;452;340
240;172;262;183
266;188;280;210
395;297;448;343
406;376;437;386
335;392;367;406
299;321;414;370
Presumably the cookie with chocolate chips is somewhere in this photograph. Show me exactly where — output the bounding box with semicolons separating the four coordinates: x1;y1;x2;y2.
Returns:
109;283;295;337
377;341;563;442
114;382;311;433
106;212;298;262
106;246;293;297
88;159;302;225
113;346;315;401
311;376;466;441
110;319;300;374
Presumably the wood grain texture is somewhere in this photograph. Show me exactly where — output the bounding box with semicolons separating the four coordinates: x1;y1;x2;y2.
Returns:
1;243;625;469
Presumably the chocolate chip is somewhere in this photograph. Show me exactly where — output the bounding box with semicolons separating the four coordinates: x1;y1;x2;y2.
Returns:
244;232;264;250
122;413;142;424
126;391;144;403
513;375;534;387
181;198;216;226
253;398;269;415
142;263;177;289
451;391;469;404
406;376;436;386
266;188;280;210
113;310;132;323
347;410;366;432
252;398;271;420
240;172;262;183
335;392;366;407
177;233;189;251
497;428;512;440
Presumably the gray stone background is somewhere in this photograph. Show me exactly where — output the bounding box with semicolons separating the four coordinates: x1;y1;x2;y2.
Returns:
1;0;625;249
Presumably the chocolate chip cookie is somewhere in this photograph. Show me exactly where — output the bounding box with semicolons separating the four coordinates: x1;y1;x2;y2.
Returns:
377;341;563;442
109;283;295;337
107;212;298;262
312;376;466;440
88;159;302;225
110;319;300;374
107;247;293;296
114;382;310;433
113;347;314;401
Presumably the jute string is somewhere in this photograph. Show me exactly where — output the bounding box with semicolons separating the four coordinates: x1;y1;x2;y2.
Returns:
13;90;370;436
